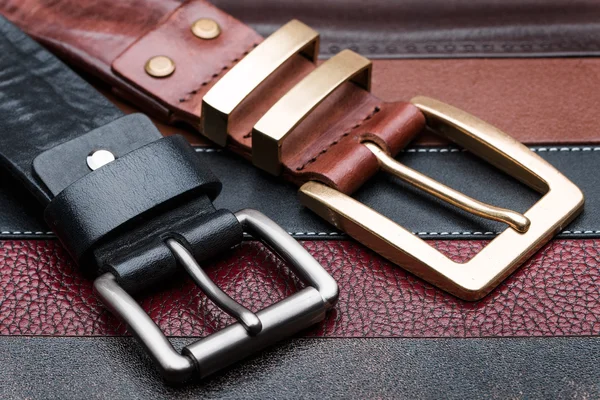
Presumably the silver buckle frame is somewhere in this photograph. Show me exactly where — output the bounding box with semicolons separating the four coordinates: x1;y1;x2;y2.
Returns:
94;209;338;383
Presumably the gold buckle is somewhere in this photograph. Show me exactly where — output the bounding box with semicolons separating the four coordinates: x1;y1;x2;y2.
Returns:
202;20;319;146
299;96;584;300
201;19;584;300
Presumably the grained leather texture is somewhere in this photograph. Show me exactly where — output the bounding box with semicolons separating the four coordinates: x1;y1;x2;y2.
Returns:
213;0;600;58
1;144;598;241
0;14;122;204
1;239;598;337
2;337;600;399
372;58;600;146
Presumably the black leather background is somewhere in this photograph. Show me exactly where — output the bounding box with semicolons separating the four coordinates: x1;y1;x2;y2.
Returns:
1;144;597;240
1;336;598;399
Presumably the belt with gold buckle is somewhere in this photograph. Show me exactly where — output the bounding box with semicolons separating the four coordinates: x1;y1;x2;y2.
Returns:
201;20;584;300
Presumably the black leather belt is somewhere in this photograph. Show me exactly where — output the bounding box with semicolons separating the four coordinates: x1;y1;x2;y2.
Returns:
0;16;337;383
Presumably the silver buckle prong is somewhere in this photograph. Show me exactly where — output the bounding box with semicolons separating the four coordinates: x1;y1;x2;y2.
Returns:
165;238;263;335
94;209;338;383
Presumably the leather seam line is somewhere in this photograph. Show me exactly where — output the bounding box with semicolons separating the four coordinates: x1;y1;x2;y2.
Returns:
1;231;54;235
295;106;381;171
325;41;600;55
194;146;600;153
178;43;259;104
2;230;599;237
400;146;600;154
244;230;600;237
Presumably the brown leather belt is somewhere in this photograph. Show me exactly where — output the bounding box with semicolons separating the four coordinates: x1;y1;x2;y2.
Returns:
0;0;585;300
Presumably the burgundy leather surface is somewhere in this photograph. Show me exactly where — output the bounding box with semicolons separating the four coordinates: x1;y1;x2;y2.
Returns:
1;239;598;337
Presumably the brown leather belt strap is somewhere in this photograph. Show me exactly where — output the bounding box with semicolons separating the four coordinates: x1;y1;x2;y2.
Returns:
1;0;424;194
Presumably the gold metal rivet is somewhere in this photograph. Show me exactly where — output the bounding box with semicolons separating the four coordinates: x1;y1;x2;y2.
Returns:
144;56;175;78
191;18;221;39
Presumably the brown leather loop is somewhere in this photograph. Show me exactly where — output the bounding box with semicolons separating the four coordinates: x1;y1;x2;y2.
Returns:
110;0;425;194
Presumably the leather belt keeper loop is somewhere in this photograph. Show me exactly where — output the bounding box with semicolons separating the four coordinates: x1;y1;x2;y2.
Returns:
103;208;242;293
44;135;221;266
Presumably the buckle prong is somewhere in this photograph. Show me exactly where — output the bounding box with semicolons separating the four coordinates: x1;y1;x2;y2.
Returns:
165;238;262;335
363;142;530;233
94;209;338;382
298;96;584;300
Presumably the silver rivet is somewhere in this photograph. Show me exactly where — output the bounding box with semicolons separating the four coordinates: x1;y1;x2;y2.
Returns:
87;149;115;171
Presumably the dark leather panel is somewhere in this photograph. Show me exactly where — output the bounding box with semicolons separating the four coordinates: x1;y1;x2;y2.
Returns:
2;239;598;337
1;144;597;240
0;15;122;204
212;0;600;58
1;336;598;398
210;145;597;240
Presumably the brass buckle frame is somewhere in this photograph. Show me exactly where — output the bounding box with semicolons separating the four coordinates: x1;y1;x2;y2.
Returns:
202;20;319;147
299;97;584;300
202;20;584;300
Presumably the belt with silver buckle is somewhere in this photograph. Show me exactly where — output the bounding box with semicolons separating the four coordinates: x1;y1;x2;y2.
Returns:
0;16;338;383
94;209;337;382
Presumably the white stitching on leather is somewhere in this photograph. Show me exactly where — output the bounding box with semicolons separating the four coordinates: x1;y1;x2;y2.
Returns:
195;146;600;154
0;146;586;238
0;230;597;237
0;231;53;235
400;146;600;153
281;230;595;236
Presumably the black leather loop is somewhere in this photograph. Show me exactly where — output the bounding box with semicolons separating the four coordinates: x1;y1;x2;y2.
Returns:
44;135;222;266
101;207;243;293
33;114;163;196
0;16;247;293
